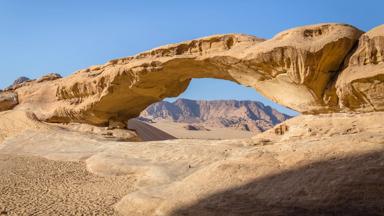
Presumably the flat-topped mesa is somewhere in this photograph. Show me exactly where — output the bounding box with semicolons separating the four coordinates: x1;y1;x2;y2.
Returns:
8;23;384;126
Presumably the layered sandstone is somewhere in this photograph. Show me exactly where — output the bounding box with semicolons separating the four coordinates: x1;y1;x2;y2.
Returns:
3;23;384;126
336;25;384;111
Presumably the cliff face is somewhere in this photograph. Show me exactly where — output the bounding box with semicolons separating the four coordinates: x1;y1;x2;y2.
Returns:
336;25;384;112
141;99;291;132
0;23;382;127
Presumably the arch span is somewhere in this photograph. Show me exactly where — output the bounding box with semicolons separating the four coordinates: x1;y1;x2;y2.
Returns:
12;23;379;126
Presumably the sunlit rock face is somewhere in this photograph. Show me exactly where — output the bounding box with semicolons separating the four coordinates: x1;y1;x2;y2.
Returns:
3;23;383;126
336;24;384;112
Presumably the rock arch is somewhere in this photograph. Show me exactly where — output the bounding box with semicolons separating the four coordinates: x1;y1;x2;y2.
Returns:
7;23;384;126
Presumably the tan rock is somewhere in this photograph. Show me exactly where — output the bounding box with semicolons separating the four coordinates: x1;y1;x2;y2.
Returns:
0;111;383;215
58;122;140;142
336;25;384;112
107;119;127;129
37;73;62;83
0;110;48;143
4;76;32;91
113;112;384;216
12;23;366;125
0;91;18;111
238;23;362;113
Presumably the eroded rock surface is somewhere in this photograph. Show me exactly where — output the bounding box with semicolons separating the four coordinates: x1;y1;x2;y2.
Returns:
0;91;18;111
5;23;384;125
37;73;62;83
1;111;383;215
114;112;384;216
336;24;384;112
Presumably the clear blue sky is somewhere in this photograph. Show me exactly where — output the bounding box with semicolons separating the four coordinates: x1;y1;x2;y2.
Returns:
1;0;383;116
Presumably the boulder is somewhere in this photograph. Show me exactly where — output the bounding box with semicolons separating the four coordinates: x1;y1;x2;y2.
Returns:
184;124;210;131
0;91;18;111
3;76;31;91
13;76;30;86
37;73;62;83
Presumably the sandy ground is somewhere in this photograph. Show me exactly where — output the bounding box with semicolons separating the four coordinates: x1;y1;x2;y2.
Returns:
116;112;384;215
0;154;136;215
0;111;383;215
148;120;255;139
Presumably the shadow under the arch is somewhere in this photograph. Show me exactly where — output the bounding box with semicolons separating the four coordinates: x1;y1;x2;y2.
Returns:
171;151;384;216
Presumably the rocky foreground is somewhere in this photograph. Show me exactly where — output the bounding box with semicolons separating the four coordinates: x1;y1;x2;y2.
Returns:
0;110;383;215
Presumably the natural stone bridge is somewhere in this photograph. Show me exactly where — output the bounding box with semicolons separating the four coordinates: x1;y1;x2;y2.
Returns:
2;23;383;126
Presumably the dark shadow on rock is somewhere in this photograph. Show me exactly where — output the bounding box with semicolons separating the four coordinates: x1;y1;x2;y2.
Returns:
171;151;384;216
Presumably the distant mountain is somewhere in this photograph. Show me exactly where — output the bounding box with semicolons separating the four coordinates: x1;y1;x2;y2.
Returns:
140;99;292;132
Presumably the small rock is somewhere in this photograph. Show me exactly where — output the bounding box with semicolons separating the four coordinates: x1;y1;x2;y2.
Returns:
184;124;210;131
108;119;126;129
37;73;62;83
13;76;30;85
0;208;7;215
275;124;289;135
0;91;18;111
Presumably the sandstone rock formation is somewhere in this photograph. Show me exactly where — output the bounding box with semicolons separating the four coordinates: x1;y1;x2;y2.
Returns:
0;110;139;144
37;73;62;83
0;91;18;111
2;23;383;126
3;76;31;91
336;24;384;112
114;111;384;216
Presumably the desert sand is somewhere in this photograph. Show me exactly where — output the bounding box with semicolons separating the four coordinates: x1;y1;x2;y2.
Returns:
0;154;135;215
0;110;383;215
148;120;255;139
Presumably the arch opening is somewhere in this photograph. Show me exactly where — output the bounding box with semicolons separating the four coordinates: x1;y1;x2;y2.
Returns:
133;78;298;140
165;78;299;116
